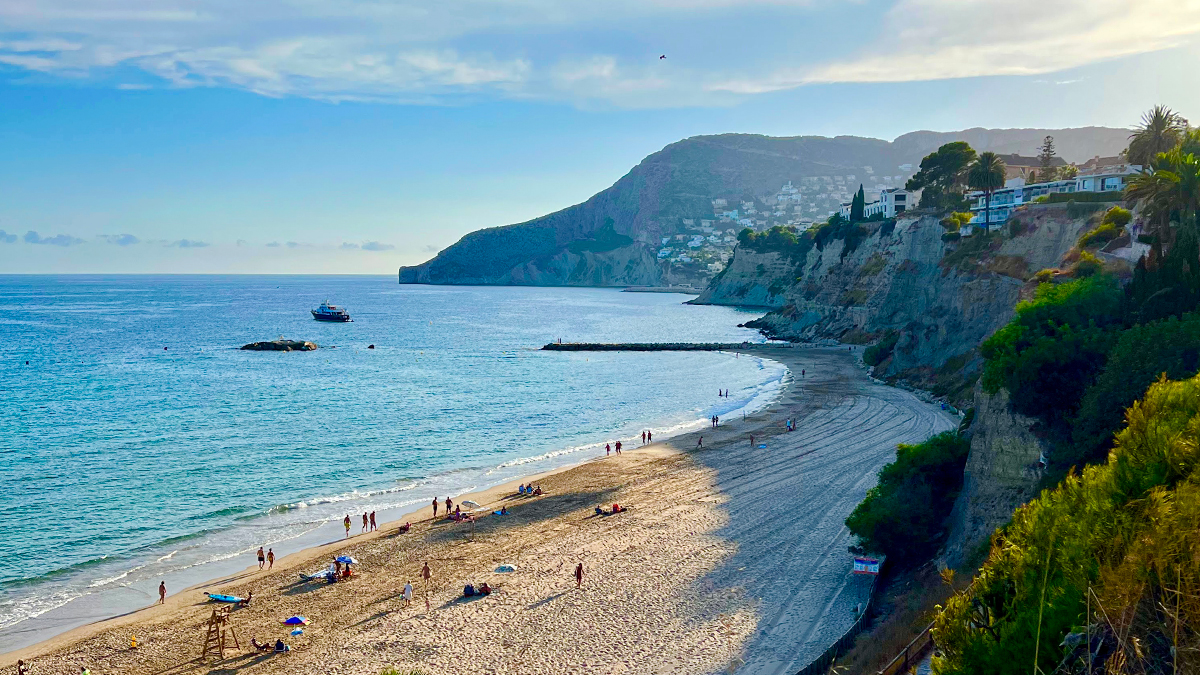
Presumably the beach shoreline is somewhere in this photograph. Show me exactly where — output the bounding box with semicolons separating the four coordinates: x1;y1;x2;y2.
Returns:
0;348;789;662
5;346;956;675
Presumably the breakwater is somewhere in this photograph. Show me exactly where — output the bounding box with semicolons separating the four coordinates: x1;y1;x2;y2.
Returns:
542;342;791;351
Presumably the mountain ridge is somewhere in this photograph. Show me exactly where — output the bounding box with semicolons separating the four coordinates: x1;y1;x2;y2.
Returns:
399;126;1131;287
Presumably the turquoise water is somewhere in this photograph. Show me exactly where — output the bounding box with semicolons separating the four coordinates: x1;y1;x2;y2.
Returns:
0;276;784;645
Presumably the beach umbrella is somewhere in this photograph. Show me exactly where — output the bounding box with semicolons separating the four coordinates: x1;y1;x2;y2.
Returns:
335;556;358;565
282;616;308;625
461;500;481;510
494;564;517;573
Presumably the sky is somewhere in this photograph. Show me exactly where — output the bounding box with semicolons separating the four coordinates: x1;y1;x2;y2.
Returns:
2;0;1200;274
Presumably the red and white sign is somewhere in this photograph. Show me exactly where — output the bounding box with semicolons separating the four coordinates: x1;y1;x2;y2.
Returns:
852;557;880;575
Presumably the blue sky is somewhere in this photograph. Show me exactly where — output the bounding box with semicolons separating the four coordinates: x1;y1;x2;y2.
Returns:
2;0;1199;273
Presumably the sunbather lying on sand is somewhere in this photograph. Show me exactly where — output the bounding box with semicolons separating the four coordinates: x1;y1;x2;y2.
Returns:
398;522;411;533
251;639;272;652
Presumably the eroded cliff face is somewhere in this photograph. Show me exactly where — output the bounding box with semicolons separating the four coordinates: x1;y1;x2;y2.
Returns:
941;386;1049;569
696;206;1095;400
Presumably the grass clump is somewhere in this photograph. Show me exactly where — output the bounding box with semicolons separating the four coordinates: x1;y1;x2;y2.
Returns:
863;330;899;367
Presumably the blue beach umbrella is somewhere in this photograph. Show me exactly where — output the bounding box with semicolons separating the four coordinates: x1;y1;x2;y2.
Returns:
282;616;308;625
335;556;357;565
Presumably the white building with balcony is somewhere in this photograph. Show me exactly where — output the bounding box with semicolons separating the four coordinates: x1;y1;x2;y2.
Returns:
966;164;1142;228
836;188;917;220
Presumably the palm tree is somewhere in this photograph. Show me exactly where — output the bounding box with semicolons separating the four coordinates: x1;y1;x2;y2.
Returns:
1127;105;1186;166
968;152;1007;231
1126;147;1200;238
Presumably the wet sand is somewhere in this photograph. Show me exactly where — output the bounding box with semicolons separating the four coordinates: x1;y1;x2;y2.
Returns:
4;347;954;675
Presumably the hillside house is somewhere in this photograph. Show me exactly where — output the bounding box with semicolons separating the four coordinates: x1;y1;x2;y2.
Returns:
997;153;1067;181
965;164;1142;227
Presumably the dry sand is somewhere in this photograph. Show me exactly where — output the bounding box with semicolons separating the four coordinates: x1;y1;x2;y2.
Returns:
4;347;954;675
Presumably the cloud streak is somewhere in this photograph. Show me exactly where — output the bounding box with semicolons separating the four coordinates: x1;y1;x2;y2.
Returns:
99;233;140;245
0;230;16;244
25;230;84;246
1;0;1196;106
169;238;208;247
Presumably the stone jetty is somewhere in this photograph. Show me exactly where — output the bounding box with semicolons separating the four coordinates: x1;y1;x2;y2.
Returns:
542;342;788;352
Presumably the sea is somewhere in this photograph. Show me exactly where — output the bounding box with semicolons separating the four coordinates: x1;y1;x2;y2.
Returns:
0;276;787;652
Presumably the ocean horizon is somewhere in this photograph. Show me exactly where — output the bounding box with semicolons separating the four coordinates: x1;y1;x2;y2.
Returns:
0;275;786;652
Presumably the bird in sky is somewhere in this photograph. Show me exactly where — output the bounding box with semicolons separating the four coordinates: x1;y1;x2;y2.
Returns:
659;55;666;59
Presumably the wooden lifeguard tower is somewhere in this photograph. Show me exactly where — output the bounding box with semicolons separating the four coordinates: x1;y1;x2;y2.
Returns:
200;606;240;661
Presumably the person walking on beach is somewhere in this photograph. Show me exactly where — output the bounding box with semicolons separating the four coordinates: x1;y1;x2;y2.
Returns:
432;497;438;517
697;436;703;448
749;434;755;447
421;562;432;611
257;547;265;569
403;581;413;607
343;515;351;537
267;548;274;569
17;660;28;675
641;431;646;445
606;443;611;456
445;497;453;515
362;512;369;533
158;581;166;605
647;430;652;443
369;511;377;531
615;441;621;454
575;562;583;588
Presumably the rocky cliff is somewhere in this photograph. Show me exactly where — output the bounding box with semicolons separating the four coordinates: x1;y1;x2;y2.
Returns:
940;386;1049;569
695;205;1097;400
399;128;1128;287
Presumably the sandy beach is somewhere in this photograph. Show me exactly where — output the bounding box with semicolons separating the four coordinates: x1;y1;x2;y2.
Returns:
4;347;954;675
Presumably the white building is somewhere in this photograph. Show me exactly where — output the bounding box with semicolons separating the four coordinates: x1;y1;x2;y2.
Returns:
966;164;1142;228
837;188;917;220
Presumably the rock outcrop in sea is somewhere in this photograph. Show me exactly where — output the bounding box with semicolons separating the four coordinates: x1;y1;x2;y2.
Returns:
241;340;318;351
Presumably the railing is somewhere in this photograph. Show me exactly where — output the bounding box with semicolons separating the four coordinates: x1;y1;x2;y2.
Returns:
877;622;935;675
793;573;881;675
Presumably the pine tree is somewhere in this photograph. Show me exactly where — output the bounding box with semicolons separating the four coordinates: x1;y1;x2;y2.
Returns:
1037;135;1057;182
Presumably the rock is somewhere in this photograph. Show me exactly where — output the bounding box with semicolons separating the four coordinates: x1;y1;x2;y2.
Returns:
240;340;319;352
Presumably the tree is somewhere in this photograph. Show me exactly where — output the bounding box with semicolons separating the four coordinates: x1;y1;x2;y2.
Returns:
967;151;1007;230
1037;135;1058;182
1127;105;1186;166
906;141;977;210
850;184;865;222
1125;146;1200;236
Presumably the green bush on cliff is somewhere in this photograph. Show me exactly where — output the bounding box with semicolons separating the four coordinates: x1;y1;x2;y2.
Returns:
846;431;970;565
1066;312;1200;469
933;373;1200;675
980;275;1122;437
567;218;634;254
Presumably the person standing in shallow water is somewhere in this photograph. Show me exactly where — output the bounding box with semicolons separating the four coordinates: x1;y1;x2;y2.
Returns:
647;431;652;442
369;511;377;531
641;431;646;445
362;512;369;532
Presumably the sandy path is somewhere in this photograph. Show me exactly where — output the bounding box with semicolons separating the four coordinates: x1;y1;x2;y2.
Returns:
4;347;954;675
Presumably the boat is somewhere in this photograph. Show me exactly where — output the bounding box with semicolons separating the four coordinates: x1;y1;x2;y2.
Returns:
311;301;352;322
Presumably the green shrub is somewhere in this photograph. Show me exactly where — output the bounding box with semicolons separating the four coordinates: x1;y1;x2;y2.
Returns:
1077;223;1120;249
1044;191;1124;205
1071;250;1103;277
940;212;972;232
845;431;970;565
863;330;900;367
1032;268;1056;283
859;253;887;277
1066;200;1108;219
941;231;961;242
933;374;1200;675
980;275;1122;435
1102;205;1132;228
1066;312;1200;469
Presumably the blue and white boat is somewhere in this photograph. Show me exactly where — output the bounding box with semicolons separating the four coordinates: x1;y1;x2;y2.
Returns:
311;301;352;322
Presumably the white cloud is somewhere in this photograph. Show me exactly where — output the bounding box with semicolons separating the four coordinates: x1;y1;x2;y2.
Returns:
99;233;139;245
1;0;1197;106
361;241;395;251
711;0;1200;93
169;238;208;247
